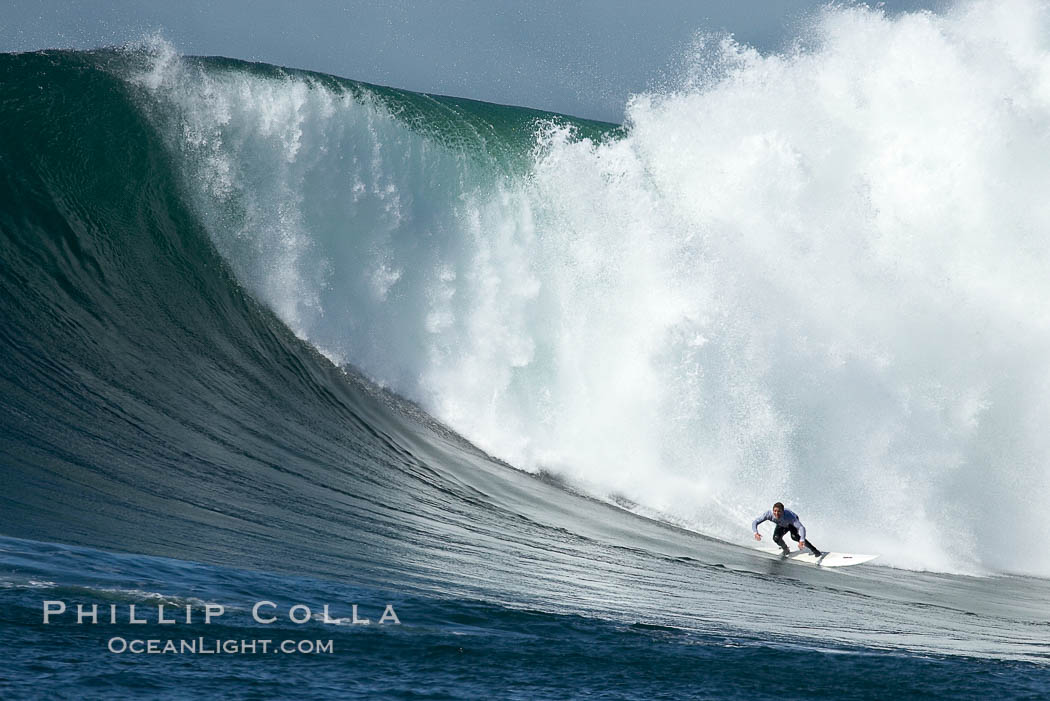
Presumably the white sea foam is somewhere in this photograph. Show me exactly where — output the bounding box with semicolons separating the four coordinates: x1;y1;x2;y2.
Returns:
134;1;1050;576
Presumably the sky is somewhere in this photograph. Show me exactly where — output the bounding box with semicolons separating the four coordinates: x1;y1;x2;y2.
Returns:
3;0;946;123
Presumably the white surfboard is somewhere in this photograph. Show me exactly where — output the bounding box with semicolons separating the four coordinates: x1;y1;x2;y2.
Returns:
757;546;878;567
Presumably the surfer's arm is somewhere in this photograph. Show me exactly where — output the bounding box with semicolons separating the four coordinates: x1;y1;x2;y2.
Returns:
751;511;772;533
793;518;806;542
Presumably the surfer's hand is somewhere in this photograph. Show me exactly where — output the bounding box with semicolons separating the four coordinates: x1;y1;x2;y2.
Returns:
753;533;761;541
799;541;806;550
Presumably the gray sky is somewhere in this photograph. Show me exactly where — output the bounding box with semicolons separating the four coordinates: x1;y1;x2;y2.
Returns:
3;1;945;122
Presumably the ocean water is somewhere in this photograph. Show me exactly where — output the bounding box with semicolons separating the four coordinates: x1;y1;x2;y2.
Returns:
2;2;1050;698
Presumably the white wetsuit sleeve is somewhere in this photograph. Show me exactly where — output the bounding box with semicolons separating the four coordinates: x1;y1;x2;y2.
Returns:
752;511;772;533
793;517;806;541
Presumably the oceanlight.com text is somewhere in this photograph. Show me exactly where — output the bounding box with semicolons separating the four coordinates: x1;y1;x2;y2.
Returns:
107;637;335;655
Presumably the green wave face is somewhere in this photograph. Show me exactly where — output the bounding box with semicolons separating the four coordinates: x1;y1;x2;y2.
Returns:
0;46;625;586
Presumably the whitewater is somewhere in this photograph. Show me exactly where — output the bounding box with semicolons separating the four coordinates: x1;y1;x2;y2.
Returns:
130;0;1050;577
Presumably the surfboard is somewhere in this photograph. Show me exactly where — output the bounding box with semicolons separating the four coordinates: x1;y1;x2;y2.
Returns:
757;546;878;567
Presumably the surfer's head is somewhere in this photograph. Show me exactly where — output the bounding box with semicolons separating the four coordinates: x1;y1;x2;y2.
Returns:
772;502;784;518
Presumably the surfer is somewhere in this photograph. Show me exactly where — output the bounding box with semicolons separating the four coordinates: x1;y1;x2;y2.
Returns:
752;502;822;557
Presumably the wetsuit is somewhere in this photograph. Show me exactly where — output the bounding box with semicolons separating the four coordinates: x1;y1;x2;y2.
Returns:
751;508;822;556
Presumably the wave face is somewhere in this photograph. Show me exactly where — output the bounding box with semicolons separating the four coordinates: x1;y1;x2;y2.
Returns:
120;2;1050;577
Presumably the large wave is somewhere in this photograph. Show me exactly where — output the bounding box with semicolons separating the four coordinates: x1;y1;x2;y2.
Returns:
124;0;1050;577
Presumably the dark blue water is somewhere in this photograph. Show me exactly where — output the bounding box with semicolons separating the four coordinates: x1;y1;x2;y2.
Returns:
1;48;1049;699
3;536;1049;700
